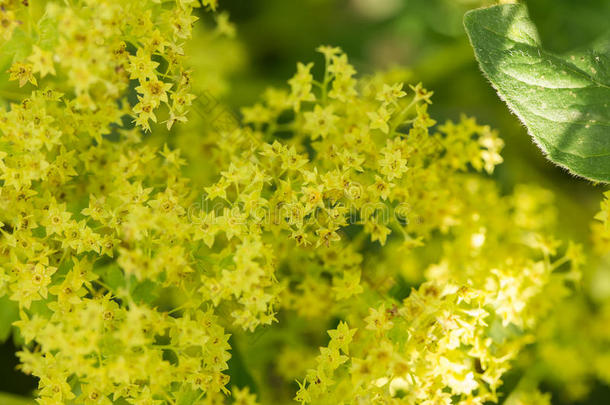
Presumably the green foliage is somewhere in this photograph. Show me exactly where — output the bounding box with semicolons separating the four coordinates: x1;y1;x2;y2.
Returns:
464;3;610;182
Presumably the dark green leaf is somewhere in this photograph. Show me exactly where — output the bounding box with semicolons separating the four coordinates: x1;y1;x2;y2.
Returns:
464;3;610;182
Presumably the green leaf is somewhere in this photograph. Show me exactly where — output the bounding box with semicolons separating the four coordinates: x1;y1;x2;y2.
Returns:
175;385;201;405
464;3;610;182
0;295;19;343
36;14;59;50
0;28;31;71
96;264;159;304
130;279;159;304
97;264;125;290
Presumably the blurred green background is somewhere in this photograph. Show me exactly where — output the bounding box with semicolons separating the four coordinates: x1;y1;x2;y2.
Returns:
1;0;609;403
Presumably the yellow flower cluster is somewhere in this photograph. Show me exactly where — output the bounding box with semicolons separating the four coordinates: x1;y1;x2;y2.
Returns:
0;1;243;404
3;0;204;133
0;1;605;405
524;192;610;400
